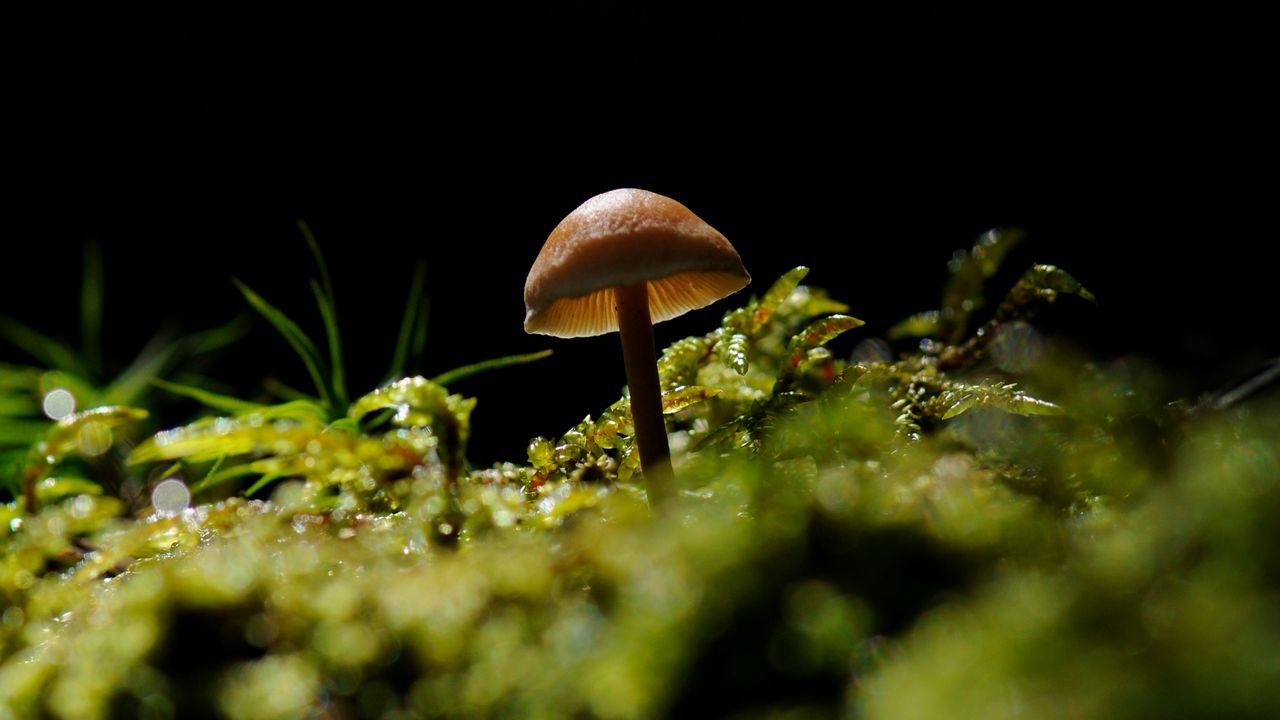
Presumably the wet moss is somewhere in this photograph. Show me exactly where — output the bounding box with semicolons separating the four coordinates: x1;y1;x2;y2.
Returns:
1;231;1277;718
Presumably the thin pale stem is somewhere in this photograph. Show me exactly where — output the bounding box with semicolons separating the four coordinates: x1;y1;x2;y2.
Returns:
615;282;674;505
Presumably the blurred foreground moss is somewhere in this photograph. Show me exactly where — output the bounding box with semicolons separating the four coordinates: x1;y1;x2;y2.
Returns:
1;234;1278;719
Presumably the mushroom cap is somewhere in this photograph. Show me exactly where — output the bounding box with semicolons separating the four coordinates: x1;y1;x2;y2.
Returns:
524;188;750;338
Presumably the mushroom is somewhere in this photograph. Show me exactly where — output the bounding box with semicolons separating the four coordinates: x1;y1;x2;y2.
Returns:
524;188;750;504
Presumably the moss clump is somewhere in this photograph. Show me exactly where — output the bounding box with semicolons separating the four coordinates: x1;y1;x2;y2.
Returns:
2;231;1277;719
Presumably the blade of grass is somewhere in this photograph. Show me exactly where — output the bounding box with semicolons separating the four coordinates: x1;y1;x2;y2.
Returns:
0;315;86;375
243;472;286;498
157;376;326;421
310;279;347;408
151;378;266;415
193;464;260;494
190;453;234;494
182;314;253;356
0;363;42;391
232;278;335;413
0;445;25;484
102;335;180;407
0;395;38;416
158;461;184;481
295;219;343;407
325;417;361;433
81;241;104;376
0;419;49;446
34;476;103;504
0;448;28;493
298;220;335;315
358;407;398;433
432;349;553;387
412;296;429;364
254;400;330;422
388;259;428;380
299;220;346;406
263;377;317;403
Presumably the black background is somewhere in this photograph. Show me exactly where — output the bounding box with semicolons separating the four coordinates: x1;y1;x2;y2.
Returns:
2;2;1275;464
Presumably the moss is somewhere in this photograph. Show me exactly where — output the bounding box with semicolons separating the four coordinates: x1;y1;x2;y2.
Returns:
1;230;1277;718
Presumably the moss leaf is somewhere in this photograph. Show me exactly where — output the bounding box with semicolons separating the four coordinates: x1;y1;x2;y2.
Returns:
661;386;722;415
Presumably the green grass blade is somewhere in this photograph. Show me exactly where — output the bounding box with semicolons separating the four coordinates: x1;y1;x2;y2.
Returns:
432;349;553;387
158;461;184;481
310;279;347;409
182;315;253;356
81;241;104;375
0;315;86;375
355;407;397;433
232;278;335;413
388;260;428;380
298;220;335;316
243;472;286;498
299;220;346;407
102;336;180;407
325;417;361;434
0;363;43;391
34;476;103;504
412;297;429;361
192;464;260;494
0;393;38;416
0;419;48;446
254;400;330;422
190;453;227;493
151;378;266;415
156;378;326;421
0;448;26;491
262;377;316;403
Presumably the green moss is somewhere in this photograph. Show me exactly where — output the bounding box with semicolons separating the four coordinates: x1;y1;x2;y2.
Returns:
0;231;1276;719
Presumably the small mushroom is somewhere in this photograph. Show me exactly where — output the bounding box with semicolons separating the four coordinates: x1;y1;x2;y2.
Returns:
524;188;750;504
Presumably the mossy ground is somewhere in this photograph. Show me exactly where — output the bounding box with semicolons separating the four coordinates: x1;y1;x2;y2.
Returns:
1;232;1277;719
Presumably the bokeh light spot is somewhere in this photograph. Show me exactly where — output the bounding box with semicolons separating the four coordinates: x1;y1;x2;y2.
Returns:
991;320;1044;373
851;337;894;364
42;388;76;420
78;421;114;456
152;478;191;516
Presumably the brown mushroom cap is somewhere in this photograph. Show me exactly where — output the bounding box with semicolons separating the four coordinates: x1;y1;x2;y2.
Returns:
524;188;750;337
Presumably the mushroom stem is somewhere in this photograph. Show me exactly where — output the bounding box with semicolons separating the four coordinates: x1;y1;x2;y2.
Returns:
615;282;674;505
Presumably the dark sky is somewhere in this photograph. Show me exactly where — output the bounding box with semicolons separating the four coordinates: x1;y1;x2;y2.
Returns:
2;2;1275;463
